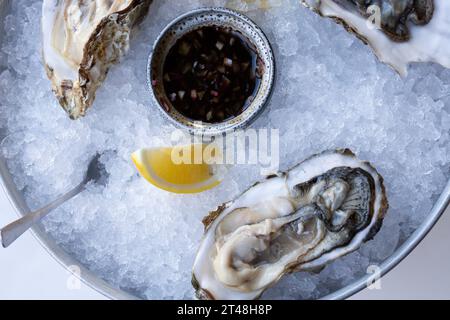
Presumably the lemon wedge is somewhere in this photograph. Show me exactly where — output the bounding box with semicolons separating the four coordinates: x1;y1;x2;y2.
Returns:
131;144;223;194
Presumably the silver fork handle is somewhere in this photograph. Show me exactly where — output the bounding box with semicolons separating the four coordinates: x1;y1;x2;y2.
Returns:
1;181;86;248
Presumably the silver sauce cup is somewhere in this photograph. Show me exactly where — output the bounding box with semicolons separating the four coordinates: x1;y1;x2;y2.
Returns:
148;7;275;136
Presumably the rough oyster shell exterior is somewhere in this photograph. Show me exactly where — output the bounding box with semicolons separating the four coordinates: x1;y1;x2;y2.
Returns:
42;0;152;119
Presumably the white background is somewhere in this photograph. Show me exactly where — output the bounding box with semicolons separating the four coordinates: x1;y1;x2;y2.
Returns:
0;186;449;300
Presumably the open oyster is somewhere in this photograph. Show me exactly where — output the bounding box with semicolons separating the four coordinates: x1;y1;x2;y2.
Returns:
42;0;152;119
192;149;388;300
301;0;450;76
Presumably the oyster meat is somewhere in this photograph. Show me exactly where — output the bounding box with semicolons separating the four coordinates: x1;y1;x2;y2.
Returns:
42;0;152;119
192;149;388;300
301;0;450;76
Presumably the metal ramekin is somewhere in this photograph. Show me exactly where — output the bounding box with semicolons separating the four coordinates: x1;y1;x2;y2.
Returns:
147;7;275;136
1;0;449;301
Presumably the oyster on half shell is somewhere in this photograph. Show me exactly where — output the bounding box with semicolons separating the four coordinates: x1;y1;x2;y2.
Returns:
42;0;152;119
302;0;450;76
192;149;388;300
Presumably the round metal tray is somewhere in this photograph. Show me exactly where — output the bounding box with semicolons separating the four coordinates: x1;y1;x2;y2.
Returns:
0;0;449;300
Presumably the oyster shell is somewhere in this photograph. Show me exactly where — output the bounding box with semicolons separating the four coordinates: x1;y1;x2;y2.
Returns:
192;149;388;300
42;0;152;119
301;0;450;76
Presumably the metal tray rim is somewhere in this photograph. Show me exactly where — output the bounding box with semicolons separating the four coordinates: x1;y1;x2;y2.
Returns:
0;0;449;300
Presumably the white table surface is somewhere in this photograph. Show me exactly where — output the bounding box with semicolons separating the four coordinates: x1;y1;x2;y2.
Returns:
0;185;449;300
